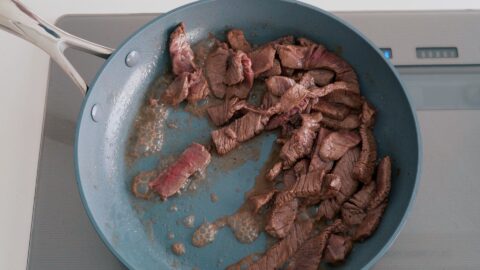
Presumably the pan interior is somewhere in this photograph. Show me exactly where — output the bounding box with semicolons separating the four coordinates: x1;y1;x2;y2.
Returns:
75;0;420;269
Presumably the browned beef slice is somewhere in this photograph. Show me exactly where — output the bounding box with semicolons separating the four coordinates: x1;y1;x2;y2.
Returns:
325;91;363;109
269;84;311;115
265;76;296;97
149;143;211;200
318;199;341;220
333;147;361;203
354;202;388;241
309;81;359;97
323;234;353;264
169;23;196;75
361;101;376;127
312;100;350;120
247;220;313;270
307;69;335;86
293;159;309;177
280;113;323;167
205;44;229;98
227;29;252;52
353;124;377;183
321;114;360;130
368;156;392;209
298;72;316;89
297;37;317;47
341;181;376;225
268;35;295;49
249;190;276;214
211;112;269;155
207;97;246;126
186;70;210;103
266;161;283;181
302;172;341;206
225;50;245;85
291;169;325;198
266;197;299;238
226;51;254;99
309;127;334;172
249;45;276;77
164;72;189;105
259;59;282;78
286;219;343;270
261;94;280;114
277;45;312;69
319;131;361;161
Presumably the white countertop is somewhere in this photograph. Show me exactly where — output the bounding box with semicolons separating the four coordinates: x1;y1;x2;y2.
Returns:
1;0;479;269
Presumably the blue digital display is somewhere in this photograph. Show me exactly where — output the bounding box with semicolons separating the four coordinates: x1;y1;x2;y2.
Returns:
380;48;392;59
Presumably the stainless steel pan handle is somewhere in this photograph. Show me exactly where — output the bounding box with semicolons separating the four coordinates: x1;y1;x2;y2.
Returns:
0;0;114;94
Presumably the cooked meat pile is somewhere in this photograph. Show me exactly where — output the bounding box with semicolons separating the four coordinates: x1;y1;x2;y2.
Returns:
133;23;394;269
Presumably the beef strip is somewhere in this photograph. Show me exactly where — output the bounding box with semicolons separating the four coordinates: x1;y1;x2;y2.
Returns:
318;199;341;220
323;234;353;264
309;81;359;97
211;112;269;155
149;143;211;200
307;69;335;86
266;197;299;238
321;114;360;130
205;43;229;98
249;45;276;77
247;220;313;270
265;76;296;97
303;173;341;206
325;91;363;109
266;161;283;181
286;219;344;270
333;147;361;203
266;35;295;50
186;70;210;103
280;113;323;167
283;168;297;188
310;50;359;91
309;128;334;172
169;23;196;75
261;92;280;109
270;84;311;115
164;72;189;105
207;97;246;126
277;44;315;69
354;202;388;241
318;131;361;161
341;181;376;225
225;50;245;85
368;156;392;209
226;51;254;99
293;159;309;177
249;190;276;214
361;101;376;127
259;59;282;77
353;124;377;183
227;29;252;52
312;100;350;120
297;37;317;47
298;72;316;89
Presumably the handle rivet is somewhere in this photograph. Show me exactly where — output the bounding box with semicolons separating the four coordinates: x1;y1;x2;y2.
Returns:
91;104;101;122
125;50;140;67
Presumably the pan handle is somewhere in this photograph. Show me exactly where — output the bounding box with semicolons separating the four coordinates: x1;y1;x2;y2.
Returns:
0;0;114;94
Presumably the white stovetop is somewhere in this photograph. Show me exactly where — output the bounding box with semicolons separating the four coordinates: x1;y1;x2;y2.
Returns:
1;1;479;269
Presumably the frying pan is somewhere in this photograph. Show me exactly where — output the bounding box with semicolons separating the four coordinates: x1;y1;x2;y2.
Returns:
0;0;421;269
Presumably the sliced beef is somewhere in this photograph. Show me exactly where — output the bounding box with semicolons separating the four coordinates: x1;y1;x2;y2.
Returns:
226;51;254;99
265;76;296;97
298;72;316;89
309;50;359;91
361;101;376;127
297;37;317;47
164;72;189;105
247;220;313;270
249;190;276;214
309;128;334;172
169;23;196;75
293;159;309;177
266;161;283;181
149;143;211;200
268;84;311;117
266;197;299;238
211;112;269;155
325;91;363;109
312;100;350;120
277;45;314;69
309;81;359;97
290;169;325;199
283;169;297;188
286;219;343;270
249;45;276;77
368;156;392;209
267;35;295;49
354;202;388;241
307;69;335;86
280;113;323;167
318;199;341;220
259;59;282;77
333;147;361;203
341;181;376;225
323;234;353;264
261;92;280;109
353;124;377;183
302;173;341;206
207;97;246;126
318;131;361;161
205;44;229;98
186;70;210;103
321;114;360;130
225;50;245;85
227;29;252;52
